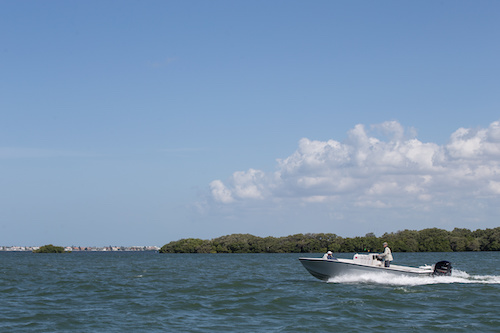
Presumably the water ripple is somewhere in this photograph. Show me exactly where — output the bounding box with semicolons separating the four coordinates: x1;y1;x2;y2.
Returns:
0;252;499;332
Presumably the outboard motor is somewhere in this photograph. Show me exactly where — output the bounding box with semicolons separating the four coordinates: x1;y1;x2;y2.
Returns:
433;261;452;276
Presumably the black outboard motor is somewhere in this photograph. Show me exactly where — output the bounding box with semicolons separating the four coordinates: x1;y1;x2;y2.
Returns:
433;261;452;276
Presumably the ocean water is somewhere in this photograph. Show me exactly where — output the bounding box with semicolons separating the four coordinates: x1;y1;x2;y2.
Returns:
0;251;499;332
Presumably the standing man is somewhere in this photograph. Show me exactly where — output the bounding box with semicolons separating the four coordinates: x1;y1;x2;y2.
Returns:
379;242;393;267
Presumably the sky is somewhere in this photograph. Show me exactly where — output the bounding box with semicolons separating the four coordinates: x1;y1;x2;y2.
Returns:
1;1;499;246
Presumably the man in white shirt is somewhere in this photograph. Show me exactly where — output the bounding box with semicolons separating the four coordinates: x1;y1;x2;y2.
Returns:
379;242;393;267
322;251;335;260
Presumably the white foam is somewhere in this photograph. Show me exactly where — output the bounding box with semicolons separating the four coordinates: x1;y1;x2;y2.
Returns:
327;270;500;286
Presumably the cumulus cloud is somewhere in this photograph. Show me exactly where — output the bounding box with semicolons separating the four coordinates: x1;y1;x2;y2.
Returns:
210;180;235;203
208;120;500;213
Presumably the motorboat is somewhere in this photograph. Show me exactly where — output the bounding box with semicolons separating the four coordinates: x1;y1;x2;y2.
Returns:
299;253;452;281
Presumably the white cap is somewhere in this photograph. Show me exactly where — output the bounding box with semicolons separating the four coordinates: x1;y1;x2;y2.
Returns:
327;251;332;254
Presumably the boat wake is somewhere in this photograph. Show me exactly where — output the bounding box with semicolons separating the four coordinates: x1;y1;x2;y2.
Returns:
327;269;500;286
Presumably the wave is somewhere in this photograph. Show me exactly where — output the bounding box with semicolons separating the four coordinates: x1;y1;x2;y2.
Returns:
327;270;500;286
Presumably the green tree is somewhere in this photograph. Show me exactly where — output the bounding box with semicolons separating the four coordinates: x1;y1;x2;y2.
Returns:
474;227;500;251
393;229;419;252
416;228;452;252
159;238;211;253
159;227;500;254
33;244;66;253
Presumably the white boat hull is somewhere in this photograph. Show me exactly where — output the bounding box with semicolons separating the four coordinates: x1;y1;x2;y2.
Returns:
299;257;434;281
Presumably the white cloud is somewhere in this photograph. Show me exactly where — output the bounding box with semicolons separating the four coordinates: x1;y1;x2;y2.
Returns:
366;181;399;195
206;120;500;232
210;121;500;206
446;121;500;160
488;180;500;194
209;180;234;203
232;169;265;199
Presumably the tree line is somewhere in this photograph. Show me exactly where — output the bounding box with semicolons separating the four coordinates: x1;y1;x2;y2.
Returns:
159;227;500;253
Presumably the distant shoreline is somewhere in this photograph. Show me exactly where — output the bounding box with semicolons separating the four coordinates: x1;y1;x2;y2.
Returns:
0;246;160;252
4;227;499;254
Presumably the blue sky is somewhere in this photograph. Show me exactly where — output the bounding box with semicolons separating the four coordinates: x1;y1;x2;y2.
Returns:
1;1;499;246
